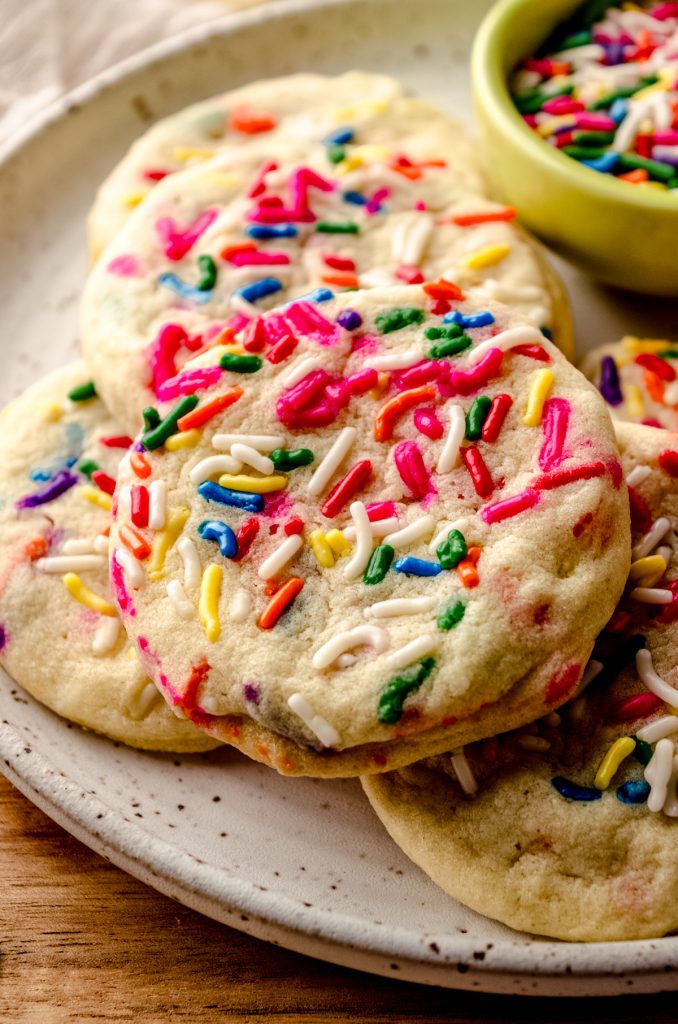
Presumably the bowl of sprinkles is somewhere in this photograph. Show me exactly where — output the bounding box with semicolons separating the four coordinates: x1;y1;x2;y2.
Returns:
472;0;678;294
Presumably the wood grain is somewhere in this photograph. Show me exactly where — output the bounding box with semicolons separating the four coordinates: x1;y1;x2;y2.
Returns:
0;773;675;1024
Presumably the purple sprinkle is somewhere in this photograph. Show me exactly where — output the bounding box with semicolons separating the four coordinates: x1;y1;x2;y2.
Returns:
0;625;6;651
603;41;626;66
243;683;260;704
337;309;362;331
599;355;623;406
16;469;78;509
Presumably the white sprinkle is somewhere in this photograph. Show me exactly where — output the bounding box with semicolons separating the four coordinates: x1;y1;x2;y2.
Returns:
391;212;434;265
343;516;400;542
632;518;672;560
280;355;324;388
663;381;678;406
364;596;438;619
663;753;678;818
114;547;145;588
117;485;132;520
190;454;242;484
212;432;284;452
35;555;106;573
312;624;390;669
92;617;120;656
629;587;673;605
258;533;303;580
580;659;604;690
636;648;678;708
552;43;605;65
178;537;201;589
364;348;422;371
287;692;340;748
450;748;478;796
383;516;434;550
337;653;357;669
343;501;374;580
61;539;94;555
230;443;274;475
167;579;195;619
148;480;167;530
466;325;545;366
645;738;675;812
133;682;161;718
477;279;542;304
436;405;466;474
93;534;110;555
428;519;468;554
626;468;655;491
516;735;551;752
230;589;252;622
385;634;437;670
307;427;357;496
636;715;678;745
359;267;397;288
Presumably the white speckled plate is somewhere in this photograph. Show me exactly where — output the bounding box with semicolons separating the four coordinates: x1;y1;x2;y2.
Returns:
1;0;677;996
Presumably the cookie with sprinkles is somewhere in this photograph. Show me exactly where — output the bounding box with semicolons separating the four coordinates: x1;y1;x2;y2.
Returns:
82;136;571;433
0;363;218;752
88;71;484;258
363;421;678;941
581;334;678;429
109;284;628;777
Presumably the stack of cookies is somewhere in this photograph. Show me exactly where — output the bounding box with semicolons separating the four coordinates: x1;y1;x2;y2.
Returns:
2;71;676;943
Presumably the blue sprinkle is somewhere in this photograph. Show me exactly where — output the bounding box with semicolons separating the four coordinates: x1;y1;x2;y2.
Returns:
582;152;619;173
31;469;53;482
617;780;650;805
337;309;362;331
393;557;442;577
444;310;495;329
198;520;238;558
342;190;368;206
551;777;602;802
325;127;354;145
158;272;213;304
609;98;629;125
198;481;264;514
246;224;298;240
292;287;334;304
540;326;553;341
234;277;283;304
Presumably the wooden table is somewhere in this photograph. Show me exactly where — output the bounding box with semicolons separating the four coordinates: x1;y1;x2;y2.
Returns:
1;774;676;1023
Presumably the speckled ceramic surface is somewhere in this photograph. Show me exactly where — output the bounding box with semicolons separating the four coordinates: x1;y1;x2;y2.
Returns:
1;0;677;995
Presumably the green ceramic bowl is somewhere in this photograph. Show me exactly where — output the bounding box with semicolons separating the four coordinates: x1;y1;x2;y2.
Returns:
471;0;678;296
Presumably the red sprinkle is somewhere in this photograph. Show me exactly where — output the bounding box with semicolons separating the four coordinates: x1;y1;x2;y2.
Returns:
284;517;305;536
610;692;664;724
91;470;116;496
130;485;150;528
119;524;151;561
396;264;425;284
323;254;356;271
481;394;513;443
532;460;606;490
234;517;260;561
143;168;170;181
99;435;134;449
659;450;678;477
266;332;298;364
321;460;373;518
545;663;581;705
635;353;676;381
423;278;465;301
461;446;494;498
512;344;551;363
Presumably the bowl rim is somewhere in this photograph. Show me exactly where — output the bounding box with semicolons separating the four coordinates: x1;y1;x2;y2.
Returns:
471;0;678;214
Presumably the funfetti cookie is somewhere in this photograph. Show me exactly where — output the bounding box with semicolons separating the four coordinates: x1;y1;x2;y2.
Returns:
0;364;218;752
108;284;629;778
88;71;485;258
580;335;678;430
363;422;678;942
82;137;573;436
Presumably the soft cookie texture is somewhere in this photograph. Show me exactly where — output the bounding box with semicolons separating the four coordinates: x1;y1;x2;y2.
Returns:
580;335;678;430
364;422;678;942
88;72;485;258
109;285;628;777
82;128;572;433
0;363;218;752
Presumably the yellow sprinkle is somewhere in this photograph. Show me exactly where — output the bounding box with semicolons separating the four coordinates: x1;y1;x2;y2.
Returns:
594;736;637;790
173;145;215;162
523;369;554;427
629;554;667;582
335;100;388;120
633;81;668;102
165;429;202;451
309;530;335;569
39;401;64;423
200;172;242;189
625;384;645;420
536;114;576;138
218;473;287;494
638;181;668;191
78;485;113;512
199;564;222;643
63;573;117;617
122;190;149;209
335;154;364;174
463;242;511;271
621;335;671;355
148;507;190;582
325;530;352;557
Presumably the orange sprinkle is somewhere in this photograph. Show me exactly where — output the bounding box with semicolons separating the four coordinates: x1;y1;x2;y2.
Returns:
256;743;270;760
457;546;482;589
389;161;422;180
177;388;243;431
422;278;465;301
320;271;360;289
550;60;570;76
24;536;48;561
374;385;437;442
220;241;257;261
618;169;649;183
130;451;152;479
449;206;517;227
119;524;151;561
644;369;665;405
229;107;276;134
258;577;303;629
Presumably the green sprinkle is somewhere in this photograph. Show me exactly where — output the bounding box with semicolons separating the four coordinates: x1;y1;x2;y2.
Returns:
77;459;99;480
377;657;436;725
667;177;678;191
659;350;678;360
429;333;472;359
436;530;467;570
219;353;262;374
560;29;592;49
327;143;346;164
562;145;608;161
580;0;623;26
589;78;658;110
436;599;465;632
573;130;615;147
465;396;492;441
424;323;463;341
616;153;675;183
515;84;573;115
196;254;217;291
363;544;395;586
142;395;199;451
375;307;425;334
143;407;161;432
68;381;97;402
269;448;314;471
633;738;653;767
315;221;360;234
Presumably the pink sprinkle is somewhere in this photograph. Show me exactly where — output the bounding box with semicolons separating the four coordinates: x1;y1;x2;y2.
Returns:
149;323;188;394
247;160;278;198
396;265;425;284
366;502;398;522
481;489;540;525
292;399;338;428
155;208;218;261
107;254;140;276
652;3;678;20
538;398;570;471
227;313;250;333
227;251;290;266
542;96;584;115
263;491;295;518
393;441;434;500
414;407;444;440
351;332;379;353
414;200;427;212
444;348;504;396
394;360;443;390
574;113;616;131
653;130;678;145
111;555;135;617
279;369;330;414
366;187;390;215
289;166;335;215
156;365;222;401
283;302;340;346
326;368;378;404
